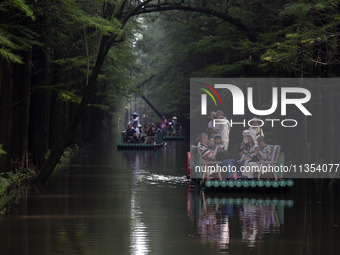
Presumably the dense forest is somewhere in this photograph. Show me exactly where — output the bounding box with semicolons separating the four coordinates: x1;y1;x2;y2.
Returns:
0;0;340;184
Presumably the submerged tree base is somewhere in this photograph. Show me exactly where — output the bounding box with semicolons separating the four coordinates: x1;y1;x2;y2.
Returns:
0;171;34;214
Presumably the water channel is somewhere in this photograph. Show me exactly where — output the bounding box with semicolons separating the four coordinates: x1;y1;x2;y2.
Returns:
1;139;339;255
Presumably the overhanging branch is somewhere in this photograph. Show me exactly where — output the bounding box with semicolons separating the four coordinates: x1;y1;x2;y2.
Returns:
131;3;255;41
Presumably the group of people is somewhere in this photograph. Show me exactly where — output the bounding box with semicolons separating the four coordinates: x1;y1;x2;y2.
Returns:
197;110;272;179
160;116;181;136
160;116;182;136
123;112;158;144
122;112;182;144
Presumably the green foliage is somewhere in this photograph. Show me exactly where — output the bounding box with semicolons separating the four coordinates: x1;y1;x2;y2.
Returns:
0;171;30;214
0;0;38;63
52;0;122;35
1;0;36;20
0;48;23;63
0;188;21;215
22;0;136;117
0;177;10;196
57;89;82;104
0;171;29;196
0;144;6;156
60;144;81;163
259;0;340;76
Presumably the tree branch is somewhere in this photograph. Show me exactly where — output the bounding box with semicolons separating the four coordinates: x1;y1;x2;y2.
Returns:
132;3;255;41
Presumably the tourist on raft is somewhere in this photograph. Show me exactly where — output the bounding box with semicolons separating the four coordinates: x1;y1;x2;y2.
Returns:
242;136;272;178
198;132;234;179
236;130;258;170
128;112;140;126
160;116;167;135
212;110;231;151
248;117;264;137
198;132;221;162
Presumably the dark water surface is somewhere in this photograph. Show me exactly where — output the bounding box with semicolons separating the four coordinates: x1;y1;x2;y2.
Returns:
1;140;339;255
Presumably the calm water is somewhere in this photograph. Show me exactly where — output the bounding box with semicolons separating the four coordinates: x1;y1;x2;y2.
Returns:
0;140;339;255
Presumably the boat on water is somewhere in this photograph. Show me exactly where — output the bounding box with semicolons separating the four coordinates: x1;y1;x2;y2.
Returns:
117;132;166;150
186;145;294;190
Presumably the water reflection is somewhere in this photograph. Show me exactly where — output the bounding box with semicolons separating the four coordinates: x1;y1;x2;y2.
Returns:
239;202;280;247
186;185;294;249
1;140;339;255
130;153;150;255
199;191;230;247
130;194;149;255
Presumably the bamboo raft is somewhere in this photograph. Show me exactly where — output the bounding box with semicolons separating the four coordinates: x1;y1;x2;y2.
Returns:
117;142;166;149
188;145;294;190
163;135;185;140
117;133;166;150
200;178;294;189
163;129;185;140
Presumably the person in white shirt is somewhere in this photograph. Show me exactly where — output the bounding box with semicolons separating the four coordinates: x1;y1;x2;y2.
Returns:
207;111;216;129
214;110;231;150
132;122;140;135
249;117;264;137
130;112;139;126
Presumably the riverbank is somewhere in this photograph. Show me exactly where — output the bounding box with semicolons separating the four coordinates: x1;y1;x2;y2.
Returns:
0;144;82;214
0;170;33;214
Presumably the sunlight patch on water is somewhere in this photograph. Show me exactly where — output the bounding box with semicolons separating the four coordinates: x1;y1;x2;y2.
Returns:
130;192;150;255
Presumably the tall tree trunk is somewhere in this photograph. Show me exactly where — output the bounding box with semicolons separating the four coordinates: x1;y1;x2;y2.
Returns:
334;22;340;159
0;57;13;172
49;65;66;148
29;46;50;168
11;61;22;167
310;86;322;162
321;85;335;163
21;48;33;168
335;85;340;160
293;51;308;164
294;115;308;164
